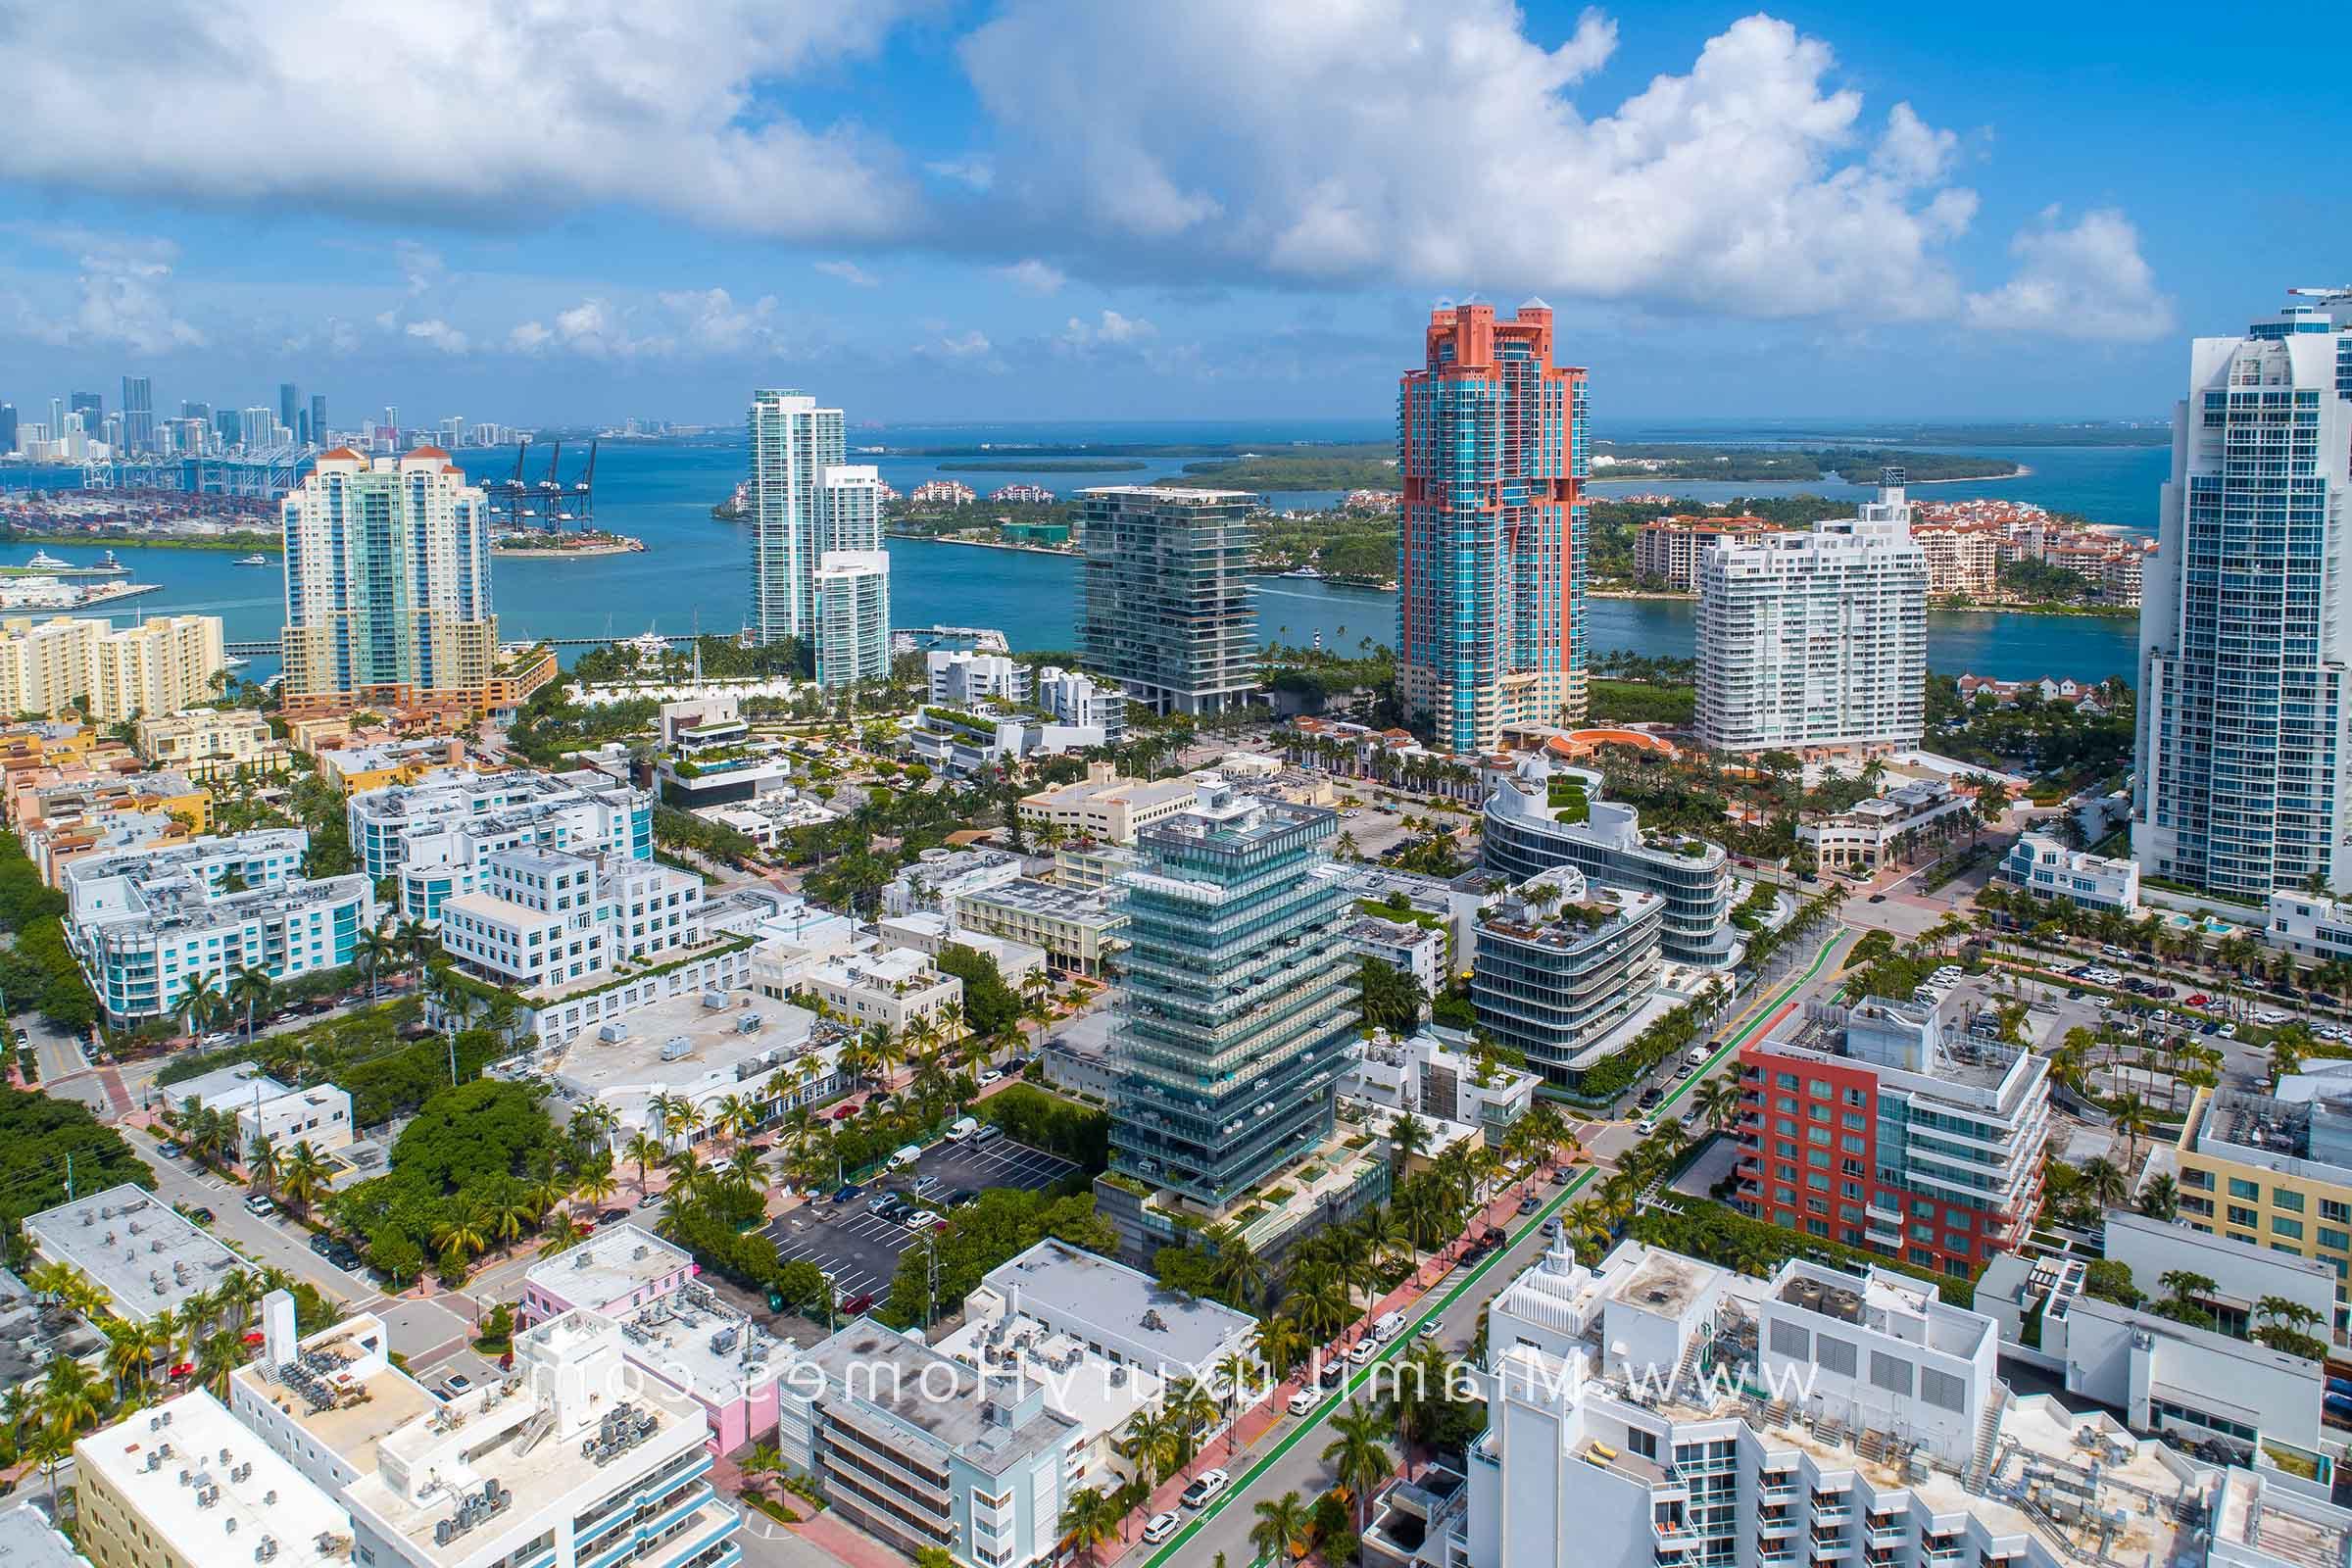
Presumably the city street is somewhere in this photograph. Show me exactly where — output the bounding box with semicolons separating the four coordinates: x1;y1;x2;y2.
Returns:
1124;927;1856;1568
119;1136;379;1305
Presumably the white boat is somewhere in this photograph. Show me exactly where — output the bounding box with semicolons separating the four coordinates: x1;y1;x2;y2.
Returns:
234;553;270;565
24;550;71;570
1282;564;1325;578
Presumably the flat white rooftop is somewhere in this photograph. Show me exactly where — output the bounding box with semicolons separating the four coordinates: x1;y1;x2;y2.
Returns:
74;1390;350;1568
24;1183;250;1326
524;1223;691;1309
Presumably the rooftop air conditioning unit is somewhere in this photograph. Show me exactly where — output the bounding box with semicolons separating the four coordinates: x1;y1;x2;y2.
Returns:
701;990;728;1009
598;1022;629;1044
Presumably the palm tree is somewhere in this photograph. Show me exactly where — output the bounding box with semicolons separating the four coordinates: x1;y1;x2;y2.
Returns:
174;971;221;1039
1323;1401;1395;1534
1210;1233;1270;1311
623;1131;664;1194
278;1141;336;1214
1250;1316;1309;1383
1058;1486;1123;1567
1249;1491;1314;1565
227;965;275;1042
1387;1111;1433;1169
39;1355;106;1440
357;929;397;1000
432;1200;492;1264
2113;1093;2154;1168
1695;1073;1744;1136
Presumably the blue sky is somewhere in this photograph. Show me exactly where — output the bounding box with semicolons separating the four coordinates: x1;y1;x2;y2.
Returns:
0;1;2337;431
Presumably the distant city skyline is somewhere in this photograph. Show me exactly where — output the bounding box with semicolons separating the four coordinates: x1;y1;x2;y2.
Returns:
1;5;2338;424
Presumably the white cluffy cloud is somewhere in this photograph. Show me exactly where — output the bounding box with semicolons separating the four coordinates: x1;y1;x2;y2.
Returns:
4;224;206;353
0;0;928;239
959;1;2166;338
1965;207;2173;340
998;258;1066;295
404;318;469;354
813;260;880;287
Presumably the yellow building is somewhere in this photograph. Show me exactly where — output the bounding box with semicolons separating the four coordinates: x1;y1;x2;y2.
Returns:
1018;760;1198;845
317;734;470;794
2174;1084;2352;1308
74;1390;350;1568
0;613;224;722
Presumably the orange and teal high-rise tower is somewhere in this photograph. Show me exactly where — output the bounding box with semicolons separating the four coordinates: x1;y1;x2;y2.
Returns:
1396;299;1587;755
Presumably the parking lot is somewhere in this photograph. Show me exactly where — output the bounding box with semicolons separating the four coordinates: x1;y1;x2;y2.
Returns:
764;1137;1079;1308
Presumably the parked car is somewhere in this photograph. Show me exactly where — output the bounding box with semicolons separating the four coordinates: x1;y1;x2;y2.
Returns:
830;1185;862;1205
1516;1192;1541;1213
597;1208;632;1225
1348;1338;1379;1366
1180;1470;1231;1509
243;1195;276;1218
978;1069;1004;1086
184;1206;215;1225
308;1233;339;1257
1288;1386;1320;1416
841;1293;878;1314
158;1141;184;1158
1636;1117;1658;1136
945;1188;979;1207
1143;1512;1182;1544
1319;1358;1345;1390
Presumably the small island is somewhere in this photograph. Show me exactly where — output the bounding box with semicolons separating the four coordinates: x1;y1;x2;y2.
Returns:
492;527;648;559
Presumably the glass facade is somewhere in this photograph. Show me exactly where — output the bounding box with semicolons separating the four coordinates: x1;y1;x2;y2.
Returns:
1396;302;1585;754
2137;298;2352;898
1077;487;1258;715
1106;781;1357;1207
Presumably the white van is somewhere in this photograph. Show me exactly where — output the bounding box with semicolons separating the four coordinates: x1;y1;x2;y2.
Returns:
1373;1309;1407;1342
1685;1046;1710;1068
950;1115;982;1143
889;1144;922;1169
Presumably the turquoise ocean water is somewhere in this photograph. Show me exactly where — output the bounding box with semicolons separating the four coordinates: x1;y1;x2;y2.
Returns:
0;422;2160;685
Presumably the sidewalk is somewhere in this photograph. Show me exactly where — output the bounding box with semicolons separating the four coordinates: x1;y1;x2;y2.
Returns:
1098;1152;1586;1544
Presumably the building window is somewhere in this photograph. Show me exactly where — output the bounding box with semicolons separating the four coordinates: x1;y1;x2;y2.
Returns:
2229;1177;2261;1201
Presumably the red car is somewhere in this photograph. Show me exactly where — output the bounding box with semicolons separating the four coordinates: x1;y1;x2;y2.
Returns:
840;1293;877;1314
2184;994;2210;1007
830;1104;857;1121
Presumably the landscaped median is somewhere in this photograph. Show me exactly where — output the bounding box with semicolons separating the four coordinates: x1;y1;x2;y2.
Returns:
1141;1163;1597;1568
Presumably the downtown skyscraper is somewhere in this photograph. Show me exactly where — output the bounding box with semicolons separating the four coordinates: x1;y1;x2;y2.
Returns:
1396;300;1588;755
119;375;153;454
2135;289;2352;899
746;388;889;685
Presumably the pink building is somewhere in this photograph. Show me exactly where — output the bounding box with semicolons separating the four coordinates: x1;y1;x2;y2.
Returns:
519;1224;790;1454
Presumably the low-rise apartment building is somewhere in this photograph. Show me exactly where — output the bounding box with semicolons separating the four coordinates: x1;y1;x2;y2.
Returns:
1996;833;2140;913
2172;1075;2352;1316
1737;994;2051;1275
1976;1222;2332;1454
348;766;654;920
1345;912;1447;1001
315;735;469;794
434;845;776;1046
938;1240;1257;1487
927;650;1029;707
1457;1240;2340;1568
62;830;371;1024
1342;1027;1540;1145
74;1389;350;1568
777;1317;1083;1568
1483;757;1740;968
1469;867;1666;1090
882;847;1025;917
2264;890;2352;962
951;877;1125;976
11;766;211;883
133;707;287;781
1018;761;1196;846
236;1082;355;1153
339;1308;739;1568
24;1182;251;1328
1795;780;1975;875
